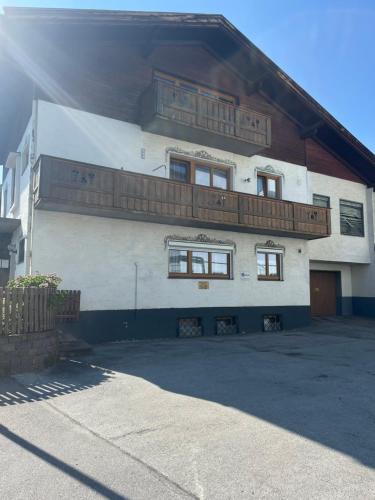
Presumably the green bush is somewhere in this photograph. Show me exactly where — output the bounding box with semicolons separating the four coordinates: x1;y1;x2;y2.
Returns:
7;273;62;289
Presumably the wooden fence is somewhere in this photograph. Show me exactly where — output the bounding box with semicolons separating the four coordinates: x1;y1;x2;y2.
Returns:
0;288;81;336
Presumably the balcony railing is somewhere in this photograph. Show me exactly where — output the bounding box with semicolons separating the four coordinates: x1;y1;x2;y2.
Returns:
139;80;272;156
34;155;331;240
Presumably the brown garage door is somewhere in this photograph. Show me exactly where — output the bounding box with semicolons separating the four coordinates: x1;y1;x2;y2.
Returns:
310;271;337;316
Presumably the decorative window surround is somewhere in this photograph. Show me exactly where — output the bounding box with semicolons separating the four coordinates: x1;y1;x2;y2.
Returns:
255;240;285;255
165;234;236;253
165;147;237;171
254;164;284;179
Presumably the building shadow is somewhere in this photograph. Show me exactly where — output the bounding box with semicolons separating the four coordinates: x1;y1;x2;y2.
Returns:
0;424;127;499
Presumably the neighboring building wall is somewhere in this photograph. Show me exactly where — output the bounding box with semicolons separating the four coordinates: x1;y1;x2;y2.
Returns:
1;112;35;278
307;171;370;264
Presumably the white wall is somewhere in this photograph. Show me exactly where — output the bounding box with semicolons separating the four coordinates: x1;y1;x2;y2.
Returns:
307;172;370;264
31;211;310;311
35;100;308;203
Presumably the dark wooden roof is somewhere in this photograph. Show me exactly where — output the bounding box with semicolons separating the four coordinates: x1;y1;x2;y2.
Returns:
1;7;374;184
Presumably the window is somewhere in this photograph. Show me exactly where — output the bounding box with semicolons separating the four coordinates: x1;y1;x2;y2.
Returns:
3;188;8;217
170;159;189;183
18;238;25;264
21;137;30;175
257;252;282;281
10;168;16;208
178;318;202;337
170;158;230;190
257;173;281;199
313;194;330;208
169;249;231;279
0;259;9;269
340;200;364;237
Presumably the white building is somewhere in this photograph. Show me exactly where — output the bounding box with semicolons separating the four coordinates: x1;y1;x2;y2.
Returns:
0;8;374;342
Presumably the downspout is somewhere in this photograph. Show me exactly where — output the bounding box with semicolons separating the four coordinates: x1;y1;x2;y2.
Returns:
26;98;38;275
134;262;138;318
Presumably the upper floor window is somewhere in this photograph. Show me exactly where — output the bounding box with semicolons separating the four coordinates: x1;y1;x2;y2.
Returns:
170;158;231;190
169;248;231;279
257;251;282;281
2;188;8;217
257;173;281;199
340;200;364;237
21;136;30;175
18;237;25;264
154;71;236;105
313;194;330;208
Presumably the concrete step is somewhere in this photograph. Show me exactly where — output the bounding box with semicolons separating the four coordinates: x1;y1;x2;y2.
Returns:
58;332;92;358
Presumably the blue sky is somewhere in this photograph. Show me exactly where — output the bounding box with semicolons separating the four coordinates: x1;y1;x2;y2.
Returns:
1;0;374;153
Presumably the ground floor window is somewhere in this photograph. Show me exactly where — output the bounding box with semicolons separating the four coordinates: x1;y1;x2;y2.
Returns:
169;248;231;279
257;251;282;281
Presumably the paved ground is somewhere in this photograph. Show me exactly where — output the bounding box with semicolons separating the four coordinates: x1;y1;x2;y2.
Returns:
1;317;375;499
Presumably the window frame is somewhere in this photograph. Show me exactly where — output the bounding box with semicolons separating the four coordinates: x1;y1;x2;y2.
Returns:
18;237;25;264
169;157;232;190
257;172;282;199
339;199;365;237
257;251;282;281
168;248;231;280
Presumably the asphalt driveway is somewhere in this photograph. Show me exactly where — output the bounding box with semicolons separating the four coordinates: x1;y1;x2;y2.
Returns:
1;317;375;499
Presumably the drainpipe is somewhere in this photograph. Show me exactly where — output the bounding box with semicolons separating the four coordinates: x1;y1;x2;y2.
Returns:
134;262;138;318
26;99;38;275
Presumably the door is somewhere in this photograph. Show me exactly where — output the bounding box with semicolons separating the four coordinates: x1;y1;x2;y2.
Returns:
310;271;337;316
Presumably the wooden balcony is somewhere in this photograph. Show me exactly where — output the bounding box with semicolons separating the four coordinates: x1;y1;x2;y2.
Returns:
34;156;331;240
139;80;272;156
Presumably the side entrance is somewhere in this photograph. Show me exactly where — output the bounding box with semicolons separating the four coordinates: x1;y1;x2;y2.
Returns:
310;271;338;316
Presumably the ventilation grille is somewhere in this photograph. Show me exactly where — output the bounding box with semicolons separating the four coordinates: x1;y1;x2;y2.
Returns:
263;314;282;332
216;316;237;336
178;318;202;337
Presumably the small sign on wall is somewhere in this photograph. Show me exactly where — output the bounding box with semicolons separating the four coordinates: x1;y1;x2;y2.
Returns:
198;281;209;289
240;272;250;280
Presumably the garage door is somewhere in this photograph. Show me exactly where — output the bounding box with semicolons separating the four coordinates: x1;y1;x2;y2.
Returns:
310;271;337;316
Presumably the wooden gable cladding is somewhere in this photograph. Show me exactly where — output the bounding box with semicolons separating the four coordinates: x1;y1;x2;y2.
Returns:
33;37;304;164
244;92;306;166
305;138;364;184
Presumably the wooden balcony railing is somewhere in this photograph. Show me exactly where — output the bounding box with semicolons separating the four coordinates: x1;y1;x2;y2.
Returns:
139;80;272;156
34;156;331;240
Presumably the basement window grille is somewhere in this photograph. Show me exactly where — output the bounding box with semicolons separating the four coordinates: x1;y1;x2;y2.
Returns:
178;317;202;338
216;316;238;336
263;314;282;332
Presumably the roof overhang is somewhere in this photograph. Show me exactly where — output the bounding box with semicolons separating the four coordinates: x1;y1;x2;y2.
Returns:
0;7;374;183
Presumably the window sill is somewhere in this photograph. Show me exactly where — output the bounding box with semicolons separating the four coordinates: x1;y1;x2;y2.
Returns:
168;275;231;280
257;277;283;282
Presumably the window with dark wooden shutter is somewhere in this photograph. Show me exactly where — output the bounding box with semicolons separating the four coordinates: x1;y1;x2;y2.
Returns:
340;200;364;237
